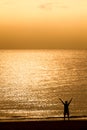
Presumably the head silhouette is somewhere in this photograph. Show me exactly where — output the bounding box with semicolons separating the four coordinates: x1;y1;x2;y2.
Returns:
65;101;68;104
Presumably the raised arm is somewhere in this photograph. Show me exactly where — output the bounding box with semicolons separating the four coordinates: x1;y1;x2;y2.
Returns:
59;98;64;104
68;98;72;105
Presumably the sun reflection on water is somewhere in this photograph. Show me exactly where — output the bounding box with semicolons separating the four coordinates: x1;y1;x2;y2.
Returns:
0;50;87;119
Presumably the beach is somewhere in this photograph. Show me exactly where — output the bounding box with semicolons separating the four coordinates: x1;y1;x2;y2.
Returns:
0;120;87;130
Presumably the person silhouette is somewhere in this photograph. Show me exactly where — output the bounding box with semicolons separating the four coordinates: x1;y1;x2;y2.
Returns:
59;98;72;120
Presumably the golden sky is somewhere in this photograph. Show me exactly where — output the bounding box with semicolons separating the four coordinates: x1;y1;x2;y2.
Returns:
0;0;87;49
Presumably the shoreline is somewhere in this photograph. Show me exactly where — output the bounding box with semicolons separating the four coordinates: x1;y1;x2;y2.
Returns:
0;115;87;122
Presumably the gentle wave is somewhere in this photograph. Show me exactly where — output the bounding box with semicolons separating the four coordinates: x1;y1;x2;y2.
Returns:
0;115;87;121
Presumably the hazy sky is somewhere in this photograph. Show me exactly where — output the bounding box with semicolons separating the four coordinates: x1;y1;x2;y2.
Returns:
0;0;87;49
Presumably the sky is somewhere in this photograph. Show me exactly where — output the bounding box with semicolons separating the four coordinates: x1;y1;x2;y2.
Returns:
0;0;87;49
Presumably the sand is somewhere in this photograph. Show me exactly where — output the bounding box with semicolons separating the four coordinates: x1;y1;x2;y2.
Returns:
0;120;87;130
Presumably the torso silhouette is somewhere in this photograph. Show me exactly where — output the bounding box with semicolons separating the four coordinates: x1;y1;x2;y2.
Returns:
64;101;69;114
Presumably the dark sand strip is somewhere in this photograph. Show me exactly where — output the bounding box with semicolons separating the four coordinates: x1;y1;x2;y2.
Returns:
0;120;87;130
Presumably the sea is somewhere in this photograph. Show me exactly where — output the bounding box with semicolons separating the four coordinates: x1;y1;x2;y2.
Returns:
0;49;87;121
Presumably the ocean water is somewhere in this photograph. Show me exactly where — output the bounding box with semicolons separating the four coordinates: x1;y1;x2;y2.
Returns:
0;50;87;121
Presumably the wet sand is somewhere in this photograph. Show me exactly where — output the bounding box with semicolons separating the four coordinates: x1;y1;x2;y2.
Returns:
0;120;87;130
